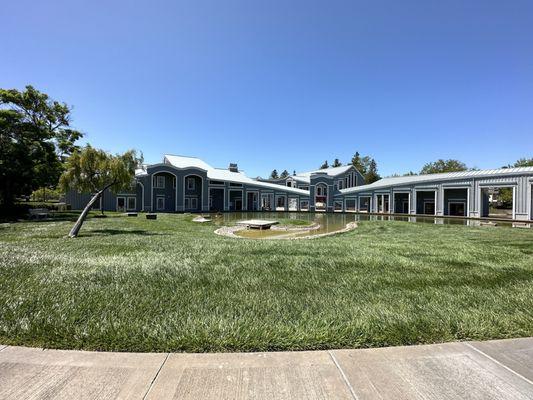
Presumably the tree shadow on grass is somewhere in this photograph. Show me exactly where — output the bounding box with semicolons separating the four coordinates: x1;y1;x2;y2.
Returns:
80;229;167;237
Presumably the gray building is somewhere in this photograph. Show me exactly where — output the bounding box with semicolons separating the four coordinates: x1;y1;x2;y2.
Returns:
66;155;533;221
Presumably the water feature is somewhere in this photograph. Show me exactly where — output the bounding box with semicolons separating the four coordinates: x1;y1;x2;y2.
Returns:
209;212;529;239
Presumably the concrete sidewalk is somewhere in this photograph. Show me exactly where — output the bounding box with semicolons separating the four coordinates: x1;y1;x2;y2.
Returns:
1;338;532;399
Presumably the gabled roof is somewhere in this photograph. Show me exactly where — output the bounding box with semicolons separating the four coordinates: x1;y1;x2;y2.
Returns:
340;166;533;194
297;165;353;177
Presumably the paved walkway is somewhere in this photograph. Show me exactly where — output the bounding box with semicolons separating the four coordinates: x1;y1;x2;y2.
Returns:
1;338;532;399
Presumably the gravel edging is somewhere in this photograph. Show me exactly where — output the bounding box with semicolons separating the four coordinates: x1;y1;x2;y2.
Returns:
214;221;357;240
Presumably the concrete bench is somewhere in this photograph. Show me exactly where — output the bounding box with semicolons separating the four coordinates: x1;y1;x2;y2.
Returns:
28;208;50;219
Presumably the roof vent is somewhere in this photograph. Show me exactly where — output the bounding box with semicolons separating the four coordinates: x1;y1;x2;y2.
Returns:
228;163;238;172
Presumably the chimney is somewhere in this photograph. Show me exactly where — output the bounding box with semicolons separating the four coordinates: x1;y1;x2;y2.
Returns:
228;163;238;172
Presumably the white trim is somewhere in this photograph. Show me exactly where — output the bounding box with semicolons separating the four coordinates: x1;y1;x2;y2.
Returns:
127;196;136;211
246;190;259;211
344;197;357;212
300;199;309;211
261;193;274;211
151;171;178;212
138;182;145;211
209;187;225;212
116;196;126;212
447;200;466;216
156;196;165;211
153;175;166;189
183;174;203;212
288;197;298;211
275;194;287;211
228;189;244;211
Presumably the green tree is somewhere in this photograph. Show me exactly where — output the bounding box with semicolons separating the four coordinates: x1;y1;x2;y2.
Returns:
0;86;82;209
498;157;533;207
60;146;140;237
420;159;467;174
320;160;329;169
280;169;289;179
292;170;296;176
351;151;381;183
332;158;342;167
269;169;279;179
508;157;533;168
365;159;381;184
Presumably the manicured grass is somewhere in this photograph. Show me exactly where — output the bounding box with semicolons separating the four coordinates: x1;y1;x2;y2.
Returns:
1;213;532;352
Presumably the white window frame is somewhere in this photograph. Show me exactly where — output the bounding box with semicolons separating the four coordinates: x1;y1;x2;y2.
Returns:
116;196;126;211
187;177;195;190
154;175;165;189
338;180;343;190
156;196;165;211
448;201;466;216
275;195;286;210
288;197;298;211
334;200;343;212
91;195;102;210
300;200;309;210
127;197;136;211
300;185;309;191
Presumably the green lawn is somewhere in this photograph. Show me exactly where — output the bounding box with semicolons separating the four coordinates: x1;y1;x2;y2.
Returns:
1;213;532;352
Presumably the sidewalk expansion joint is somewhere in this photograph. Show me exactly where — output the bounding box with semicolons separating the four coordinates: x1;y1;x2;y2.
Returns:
142;352;170;400
328;350;359;400
465;342;533;387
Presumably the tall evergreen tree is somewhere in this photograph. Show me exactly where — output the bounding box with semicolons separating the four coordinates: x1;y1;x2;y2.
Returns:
332;158;342;167
320;160;329;169
269;169;279;179
280;170;289;178
365;159;381;184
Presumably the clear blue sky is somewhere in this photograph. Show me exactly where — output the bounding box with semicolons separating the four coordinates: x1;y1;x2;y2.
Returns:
2;0;532;177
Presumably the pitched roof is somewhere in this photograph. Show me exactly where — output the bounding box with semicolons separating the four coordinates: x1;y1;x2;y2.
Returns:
340;167;533;194
162;154;309;195
297;165;353;177
164;154;213;171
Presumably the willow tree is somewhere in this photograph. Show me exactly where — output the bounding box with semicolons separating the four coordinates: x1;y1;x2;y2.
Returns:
60;145;139;237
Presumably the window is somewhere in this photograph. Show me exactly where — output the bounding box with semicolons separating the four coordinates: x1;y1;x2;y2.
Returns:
300;200;309;210
187;177;195;190
209;180;224;185
127;197;136;210
288;198;298;211
172;177;176;188
334;201;343;211
300;185;309;191
229;182;242;187
154;175;165;189
338;180;343;190
156;196;165;210
185;196;198;210
286;181;292;187
91;196;102;210
316;186;326;196
276;196;286;209
117;197;126;211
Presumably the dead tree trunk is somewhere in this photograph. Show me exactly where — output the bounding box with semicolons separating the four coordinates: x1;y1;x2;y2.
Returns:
68;182;114;238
